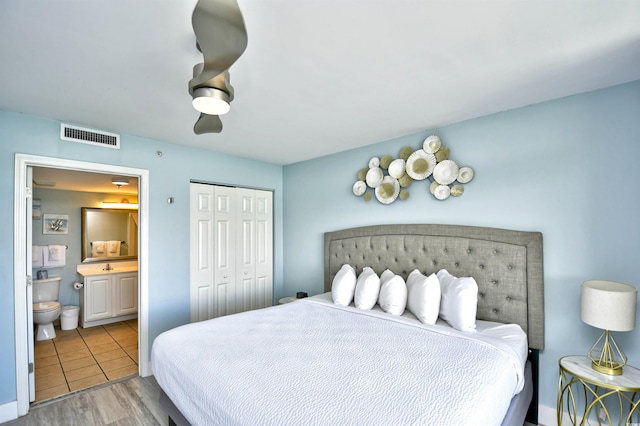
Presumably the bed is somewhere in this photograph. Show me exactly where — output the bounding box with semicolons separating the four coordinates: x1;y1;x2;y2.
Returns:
152;224;544;425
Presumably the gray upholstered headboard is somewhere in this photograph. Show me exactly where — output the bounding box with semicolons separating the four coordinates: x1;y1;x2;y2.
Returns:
324;224;544;350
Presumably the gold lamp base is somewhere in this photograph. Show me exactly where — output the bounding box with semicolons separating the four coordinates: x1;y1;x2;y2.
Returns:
591;360;623;376
588;330;626;376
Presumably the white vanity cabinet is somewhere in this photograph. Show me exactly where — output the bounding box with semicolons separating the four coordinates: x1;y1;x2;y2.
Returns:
80;271;138;328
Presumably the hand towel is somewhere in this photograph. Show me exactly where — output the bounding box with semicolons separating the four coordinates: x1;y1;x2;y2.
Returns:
107;240;121;257
32;245;44;268
48;244;63;261
92;241;105;257
43;245;66;268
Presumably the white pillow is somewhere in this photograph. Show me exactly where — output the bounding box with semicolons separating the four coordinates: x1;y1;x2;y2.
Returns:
379;269;395;286
331;264;357;306
378;270;407;316
406;269;441;325
354;267;381;310
436;269;478;332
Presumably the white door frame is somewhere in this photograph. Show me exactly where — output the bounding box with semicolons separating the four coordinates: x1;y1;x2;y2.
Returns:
13;154;150;417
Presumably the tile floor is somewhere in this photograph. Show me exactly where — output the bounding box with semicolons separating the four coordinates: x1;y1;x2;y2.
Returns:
33;319;138;403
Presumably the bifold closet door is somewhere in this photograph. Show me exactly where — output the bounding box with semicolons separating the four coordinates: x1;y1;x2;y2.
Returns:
190;183;272;322
236;188;273;313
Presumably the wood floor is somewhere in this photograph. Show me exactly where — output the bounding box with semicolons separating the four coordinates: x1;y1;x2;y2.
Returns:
3;376;167;426
3;376;543;426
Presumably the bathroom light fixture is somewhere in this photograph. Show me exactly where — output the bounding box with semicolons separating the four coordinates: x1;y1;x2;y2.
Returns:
111;177;129;189
101;202;138;209
192;87;231;115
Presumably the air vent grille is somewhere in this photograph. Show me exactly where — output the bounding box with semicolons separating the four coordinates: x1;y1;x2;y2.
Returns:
60;124;120;149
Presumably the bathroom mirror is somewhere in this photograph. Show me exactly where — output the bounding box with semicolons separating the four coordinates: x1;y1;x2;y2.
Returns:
81;207;138;263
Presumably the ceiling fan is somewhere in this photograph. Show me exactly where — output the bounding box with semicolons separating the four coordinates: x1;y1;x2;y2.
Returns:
189;0;248;134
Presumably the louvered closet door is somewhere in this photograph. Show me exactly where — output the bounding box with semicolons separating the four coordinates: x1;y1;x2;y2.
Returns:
190;183;272;322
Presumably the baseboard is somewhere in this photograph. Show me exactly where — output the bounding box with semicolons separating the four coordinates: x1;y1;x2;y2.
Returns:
538;403;584;425
0;400;18;423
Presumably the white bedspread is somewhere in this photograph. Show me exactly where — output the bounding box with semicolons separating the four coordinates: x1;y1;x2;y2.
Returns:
152;295;527;426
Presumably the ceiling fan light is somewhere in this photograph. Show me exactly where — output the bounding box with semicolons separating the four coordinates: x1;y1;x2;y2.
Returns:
192;87;231;115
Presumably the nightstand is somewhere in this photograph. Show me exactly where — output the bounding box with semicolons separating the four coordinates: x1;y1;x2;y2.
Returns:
557;355;640;425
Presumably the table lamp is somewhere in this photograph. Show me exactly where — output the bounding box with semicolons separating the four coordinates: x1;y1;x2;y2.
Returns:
581;280;637;376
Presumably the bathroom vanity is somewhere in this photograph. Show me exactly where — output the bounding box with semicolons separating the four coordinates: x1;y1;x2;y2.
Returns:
77;262;138;328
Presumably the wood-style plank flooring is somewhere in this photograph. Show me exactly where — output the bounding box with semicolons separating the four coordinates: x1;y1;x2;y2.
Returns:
2;376;166;426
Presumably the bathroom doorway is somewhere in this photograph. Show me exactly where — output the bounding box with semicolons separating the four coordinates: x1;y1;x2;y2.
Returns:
31;167;138;403
14;154;150;417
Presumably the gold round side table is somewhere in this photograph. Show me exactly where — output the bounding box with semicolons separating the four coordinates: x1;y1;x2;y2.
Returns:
558;355;640;425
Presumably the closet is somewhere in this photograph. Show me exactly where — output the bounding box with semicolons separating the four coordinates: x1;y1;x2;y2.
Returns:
189;183;273;322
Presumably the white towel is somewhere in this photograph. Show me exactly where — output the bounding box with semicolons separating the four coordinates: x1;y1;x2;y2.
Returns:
92;241;105;257
32;245;44;268
107;241;121;257
43;245;66;268
48;245;63;261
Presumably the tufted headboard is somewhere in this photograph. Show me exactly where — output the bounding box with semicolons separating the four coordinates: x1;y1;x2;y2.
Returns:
324;224;544;350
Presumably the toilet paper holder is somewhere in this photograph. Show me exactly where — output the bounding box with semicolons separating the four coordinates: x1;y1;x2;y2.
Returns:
73;282;83;290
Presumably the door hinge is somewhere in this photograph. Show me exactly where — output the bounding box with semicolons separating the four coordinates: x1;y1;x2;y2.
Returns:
26;275;32;287
25;186;32;198
28;362;33;374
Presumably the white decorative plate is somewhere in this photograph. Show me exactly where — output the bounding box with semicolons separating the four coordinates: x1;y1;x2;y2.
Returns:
352;180;366;196
405;150;436;180
433;160;459;185
365;167;383;188
433;184;451;200
457;166;474;184
422;135;442;153
368;157;380;168
388;158;406;179
375;176;400;204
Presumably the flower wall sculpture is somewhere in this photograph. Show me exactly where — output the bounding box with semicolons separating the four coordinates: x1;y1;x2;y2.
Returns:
352;135;474;204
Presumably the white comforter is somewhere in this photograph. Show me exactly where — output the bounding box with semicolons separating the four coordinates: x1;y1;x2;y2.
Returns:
152;295;527;426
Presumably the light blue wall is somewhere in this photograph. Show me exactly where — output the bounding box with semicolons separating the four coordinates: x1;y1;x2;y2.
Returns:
282;80;640;409
0;111;284;404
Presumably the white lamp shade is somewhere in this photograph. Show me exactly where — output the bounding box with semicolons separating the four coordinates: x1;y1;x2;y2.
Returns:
192;87;230;115
581;280;637;332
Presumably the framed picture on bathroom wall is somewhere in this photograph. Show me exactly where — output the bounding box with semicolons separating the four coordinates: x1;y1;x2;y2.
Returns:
43;214;69;234
32;199;42;220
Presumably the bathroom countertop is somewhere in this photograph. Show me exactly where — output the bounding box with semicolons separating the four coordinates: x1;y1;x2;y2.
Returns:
77;267;138;276
77;261;138;277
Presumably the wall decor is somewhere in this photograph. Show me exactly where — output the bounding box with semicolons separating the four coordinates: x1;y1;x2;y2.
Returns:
43;214;69;234
32;199;42;220
352;135;474;204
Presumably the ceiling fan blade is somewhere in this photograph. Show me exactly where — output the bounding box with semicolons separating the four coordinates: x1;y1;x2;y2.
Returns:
190;0;248;89
194;113;223;134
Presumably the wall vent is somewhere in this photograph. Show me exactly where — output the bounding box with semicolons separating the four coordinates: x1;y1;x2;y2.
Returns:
60;123;120;149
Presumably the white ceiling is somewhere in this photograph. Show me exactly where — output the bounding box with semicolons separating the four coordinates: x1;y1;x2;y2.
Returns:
1;1;639;165
32;167;139;196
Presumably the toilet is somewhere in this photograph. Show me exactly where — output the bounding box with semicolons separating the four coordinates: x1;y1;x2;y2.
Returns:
33;276;62;341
